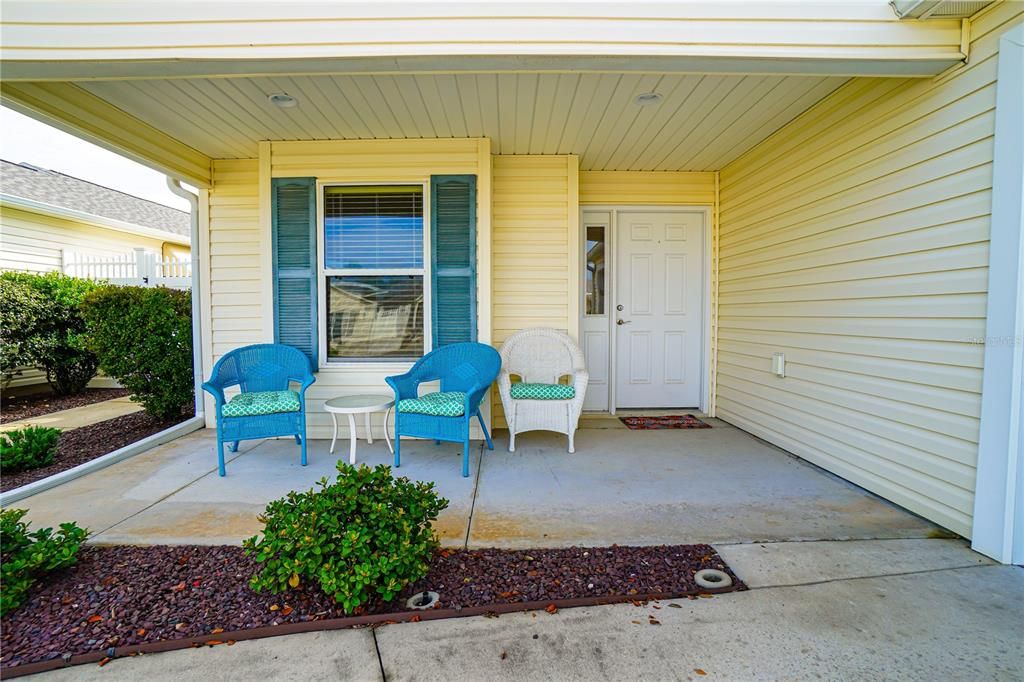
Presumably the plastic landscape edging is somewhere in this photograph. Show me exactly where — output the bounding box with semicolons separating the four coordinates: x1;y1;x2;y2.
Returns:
1;585;738;678
0;416;205;506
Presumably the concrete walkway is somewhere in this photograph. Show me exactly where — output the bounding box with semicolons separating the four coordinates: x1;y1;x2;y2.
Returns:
35;539;1023;681
0;396;142;432
16;421;937;547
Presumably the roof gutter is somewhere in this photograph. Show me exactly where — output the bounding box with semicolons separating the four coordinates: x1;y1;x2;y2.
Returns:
0;193;190;245
166;177;204;421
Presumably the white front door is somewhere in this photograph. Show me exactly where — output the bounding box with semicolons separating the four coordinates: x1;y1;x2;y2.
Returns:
615;211;704;408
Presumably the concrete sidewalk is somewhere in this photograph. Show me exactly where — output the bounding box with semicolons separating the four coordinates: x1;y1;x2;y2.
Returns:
34;539;1023;681
1;396;142;432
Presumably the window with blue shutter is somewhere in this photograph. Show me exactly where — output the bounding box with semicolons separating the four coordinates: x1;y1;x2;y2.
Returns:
430;175;477;346
272;177;318;367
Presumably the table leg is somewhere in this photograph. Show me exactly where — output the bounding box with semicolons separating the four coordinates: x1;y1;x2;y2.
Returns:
330;412;338;454
383;407;393;454
365;411;373;445
346;413;358;465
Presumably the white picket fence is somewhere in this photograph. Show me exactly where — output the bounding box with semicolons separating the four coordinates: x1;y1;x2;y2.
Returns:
63;248;192;289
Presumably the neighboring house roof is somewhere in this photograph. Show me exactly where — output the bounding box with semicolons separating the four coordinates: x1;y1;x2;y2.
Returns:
0;160;190;240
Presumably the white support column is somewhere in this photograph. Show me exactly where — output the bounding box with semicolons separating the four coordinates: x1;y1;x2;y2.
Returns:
972;25;1024;565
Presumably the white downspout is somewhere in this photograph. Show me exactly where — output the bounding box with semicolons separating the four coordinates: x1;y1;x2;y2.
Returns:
166;177;204;420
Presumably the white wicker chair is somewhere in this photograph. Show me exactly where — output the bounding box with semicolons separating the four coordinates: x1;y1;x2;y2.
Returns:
498;328;588;453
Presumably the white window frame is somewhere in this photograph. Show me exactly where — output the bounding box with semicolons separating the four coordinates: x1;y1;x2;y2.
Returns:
316;181;432;366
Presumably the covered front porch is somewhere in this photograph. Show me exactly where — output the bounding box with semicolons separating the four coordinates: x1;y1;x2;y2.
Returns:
19;425;936;548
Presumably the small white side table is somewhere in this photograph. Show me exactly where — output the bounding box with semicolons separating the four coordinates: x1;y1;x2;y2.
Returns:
324;394;395;464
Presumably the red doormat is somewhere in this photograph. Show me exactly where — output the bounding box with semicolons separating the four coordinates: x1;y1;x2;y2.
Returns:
619;414;711;430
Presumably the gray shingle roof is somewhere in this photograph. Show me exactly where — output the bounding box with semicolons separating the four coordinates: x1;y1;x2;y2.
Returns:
0;160;190;239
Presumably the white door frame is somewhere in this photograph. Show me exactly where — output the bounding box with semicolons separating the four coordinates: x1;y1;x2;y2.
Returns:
579;205;713;415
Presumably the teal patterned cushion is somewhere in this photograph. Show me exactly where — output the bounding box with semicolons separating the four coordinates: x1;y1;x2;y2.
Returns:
509;383;576;400
222;390;300;417
398;391;466;417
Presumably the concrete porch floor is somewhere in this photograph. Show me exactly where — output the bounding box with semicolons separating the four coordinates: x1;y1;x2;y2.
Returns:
17;419;939;548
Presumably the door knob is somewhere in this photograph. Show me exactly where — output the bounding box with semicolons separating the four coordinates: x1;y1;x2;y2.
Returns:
617;319;631;326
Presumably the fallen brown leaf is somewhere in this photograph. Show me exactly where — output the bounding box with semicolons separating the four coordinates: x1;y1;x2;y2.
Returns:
269;604;280;612
500;652;507;660
227;640;236;646
136;628;146;636
545;604;558;614
281;605;294;616
695;669;707;676
87;615;103;624
211;628;224;635
648;617;661;625
98;657;111;667
410;615;421;623
668;603;683;609
170;582;186;593
205;640;224;647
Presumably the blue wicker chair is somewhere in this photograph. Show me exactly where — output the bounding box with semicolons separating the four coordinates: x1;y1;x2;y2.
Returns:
386;342;501;477
201;344;316;476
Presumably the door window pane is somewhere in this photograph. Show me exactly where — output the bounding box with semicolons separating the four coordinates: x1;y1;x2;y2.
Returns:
585;225;606;315
325;275;424;359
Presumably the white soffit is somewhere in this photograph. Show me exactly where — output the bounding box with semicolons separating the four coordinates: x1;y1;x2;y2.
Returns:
78;73;849;171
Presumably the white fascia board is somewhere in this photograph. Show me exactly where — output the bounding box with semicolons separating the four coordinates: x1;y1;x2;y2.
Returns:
972;25;1024;565
0;195;191;246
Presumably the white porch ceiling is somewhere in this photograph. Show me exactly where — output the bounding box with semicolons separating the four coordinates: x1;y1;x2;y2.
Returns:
79;73;847;171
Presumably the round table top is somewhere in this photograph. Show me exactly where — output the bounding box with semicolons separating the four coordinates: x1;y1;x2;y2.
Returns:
324;394;395;413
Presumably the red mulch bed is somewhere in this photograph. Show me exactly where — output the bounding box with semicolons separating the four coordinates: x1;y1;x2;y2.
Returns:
0;544;744;671
1;389;130;424
0;411;190;493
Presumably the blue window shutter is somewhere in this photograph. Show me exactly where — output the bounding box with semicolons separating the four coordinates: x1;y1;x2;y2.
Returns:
430;175;477;347
272;177;318;367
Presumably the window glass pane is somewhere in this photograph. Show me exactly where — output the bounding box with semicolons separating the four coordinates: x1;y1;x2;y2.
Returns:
324;186;423;269
585;225;606;315
326;275;424;359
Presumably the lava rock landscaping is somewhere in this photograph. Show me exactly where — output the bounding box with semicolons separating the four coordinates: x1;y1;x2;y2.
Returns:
0;388;129;424
0;543;743;671
0;411;190;493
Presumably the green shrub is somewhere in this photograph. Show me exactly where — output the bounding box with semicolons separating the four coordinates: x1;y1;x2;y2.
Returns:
0;277;48;382
244;463;449;614
81;285;193;420
0;272;100;395
0;508;88;616
0;425;62;473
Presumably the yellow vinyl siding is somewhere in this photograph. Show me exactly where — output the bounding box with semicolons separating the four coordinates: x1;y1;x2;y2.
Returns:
491;155;578;425
0;204;168;273
206;159;264;366
716;2;1024;538
579;171;716;205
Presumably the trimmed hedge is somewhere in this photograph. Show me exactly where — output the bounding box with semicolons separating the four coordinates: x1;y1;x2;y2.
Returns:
81;286;193;420
0;272;100;395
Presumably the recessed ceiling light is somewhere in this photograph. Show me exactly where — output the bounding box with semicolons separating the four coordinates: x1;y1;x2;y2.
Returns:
635;92;663;106
268;93;298;108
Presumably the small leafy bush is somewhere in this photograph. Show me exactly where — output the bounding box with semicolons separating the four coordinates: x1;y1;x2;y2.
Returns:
0;508;88;616
0;272;100;395
81;285;193;420
0;425;62;473
244;463;449;614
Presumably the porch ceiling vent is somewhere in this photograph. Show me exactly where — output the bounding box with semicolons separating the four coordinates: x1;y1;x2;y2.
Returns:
890;0;994;19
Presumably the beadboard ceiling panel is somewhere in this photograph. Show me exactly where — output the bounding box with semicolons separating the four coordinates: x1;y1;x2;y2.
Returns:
79;73;847;170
